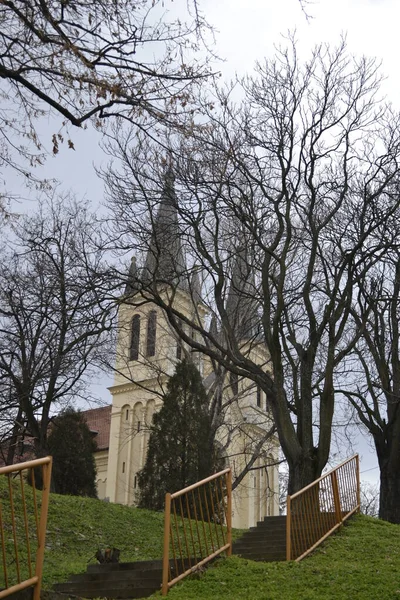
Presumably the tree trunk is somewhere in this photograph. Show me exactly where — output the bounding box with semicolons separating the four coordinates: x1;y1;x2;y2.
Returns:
6;407;24;465
379;465;400;524
287;451;321;496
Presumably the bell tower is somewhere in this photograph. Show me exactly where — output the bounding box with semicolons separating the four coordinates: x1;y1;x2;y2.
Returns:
105;166;203;504
104;166;280;526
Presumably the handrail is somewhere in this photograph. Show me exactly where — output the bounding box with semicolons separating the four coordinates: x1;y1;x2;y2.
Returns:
169;468;231;499
162;468;232;596
0;457;52;600
289;455;360;500
286;454;360;562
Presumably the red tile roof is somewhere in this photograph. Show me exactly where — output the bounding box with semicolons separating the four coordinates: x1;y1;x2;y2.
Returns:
82;405;111;451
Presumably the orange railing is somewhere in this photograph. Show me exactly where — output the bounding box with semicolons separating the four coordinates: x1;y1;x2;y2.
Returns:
162;468;232;596
0;457;52;600
286;455;360;562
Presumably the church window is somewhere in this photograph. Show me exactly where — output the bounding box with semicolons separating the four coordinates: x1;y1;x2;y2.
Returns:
137;420;141;432
230;372;239;396
146;310;157;357
129;315;140;360
256;386;262;408
122;462;125;474
176;318;183;360
134;475;137;489
125;409;129;421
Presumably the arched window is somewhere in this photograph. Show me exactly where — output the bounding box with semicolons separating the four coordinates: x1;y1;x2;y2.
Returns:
146;310;157;357
129;314;140;360
230;372;239;396
176;318;183;360
256;386;262;408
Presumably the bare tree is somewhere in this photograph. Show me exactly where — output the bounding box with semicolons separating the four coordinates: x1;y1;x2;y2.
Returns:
0;194;116;461
359;482;379;518
0;0;215;196
338;230;400;523
103;38;400;496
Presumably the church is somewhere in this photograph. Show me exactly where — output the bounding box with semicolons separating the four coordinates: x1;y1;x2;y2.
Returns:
85;169;280;529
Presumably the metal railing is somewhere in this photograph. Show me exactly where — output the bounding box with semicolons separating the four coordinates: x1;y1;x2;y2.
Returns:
286;455;360;562
162;468;232;596
0;457;52;600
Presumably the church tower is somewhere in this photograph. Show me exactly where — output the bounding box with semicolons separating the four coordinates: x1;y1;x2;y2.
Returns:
104;167;279;526
105;166;206;505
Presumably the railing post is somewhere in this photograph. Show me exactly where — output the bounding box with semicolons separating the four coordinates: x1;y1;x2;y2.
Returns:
226;469;232;556
162;493;171;596
355;455;361;512
286;494;291;561
33;458;52;600
331;471;342;525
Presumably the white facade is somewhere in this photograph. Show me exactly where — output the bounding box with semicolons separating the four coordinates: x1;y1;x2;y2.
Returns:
96;289;280;529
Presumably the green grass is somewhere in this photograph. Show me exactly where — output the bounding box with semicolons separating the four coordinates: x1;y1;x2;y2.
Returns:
164;515;400;600
0;478;240;591
42;493;167;587
0;477;167;588
1;477;399;599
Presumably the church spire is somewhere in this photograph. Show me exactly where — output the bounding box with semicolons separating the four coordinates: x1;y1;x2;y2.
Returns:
189;267;202;306
124;255;138;295
141;162;188;291
225;240;260;340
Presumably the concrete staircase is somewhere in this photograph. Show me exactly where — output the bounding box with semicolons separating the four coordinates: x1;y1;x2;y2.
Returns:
52;517;287;599
53;559;165;599
232;515;287;562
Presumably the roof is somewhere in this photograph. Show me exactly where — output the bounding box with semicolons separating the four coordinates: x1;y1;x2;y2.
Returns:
82;405;112;452
126;165;189;295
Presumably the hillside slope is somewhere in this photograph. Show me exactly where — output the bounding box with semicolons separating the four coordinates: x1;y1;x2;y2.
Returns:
42;493;166;588
165;515;400;600
3;481;398;599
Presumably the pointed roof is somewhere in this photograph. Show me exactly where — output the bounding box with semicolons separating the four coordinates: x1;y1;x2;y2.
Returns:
189;268;202;306
225;241;260;340
209;314;219;339
124;256;138;295
141;164;188;291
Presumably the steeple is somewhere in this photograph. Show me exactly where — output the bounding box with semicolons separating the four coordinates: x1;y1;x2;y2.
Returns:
209;314;219;339
225;241;260;340
141;163;188;291
124;256;138;295
189;268;202;306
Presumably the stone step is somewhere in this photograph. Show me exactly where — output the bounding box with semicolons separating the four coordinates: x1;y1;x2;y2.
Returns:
233;544;286;554
53;557;207;599
54;583;158;599
53;579;160;597
235;553;286;562
239;531;286;539
86;559;163;573
233;539;286;549
258;516;286;525
232;515;287;562
250;522;286;530
68;568;163;583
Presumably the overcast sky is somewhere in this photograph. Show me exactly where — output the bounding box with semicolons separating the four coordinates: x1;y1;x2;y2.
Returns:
9;0;397;484
11;0;400;206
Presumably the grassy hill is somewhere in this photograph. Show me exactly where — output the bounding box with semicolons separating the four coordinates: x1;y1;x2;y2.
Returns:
1;482;399;599
166;515;400;600
44;494;400;599
42;493;166;588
